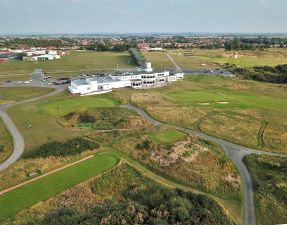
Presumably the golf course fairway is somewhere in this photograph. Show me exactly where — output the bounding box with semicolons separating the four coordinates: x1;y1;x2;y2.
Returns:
0;153;119;222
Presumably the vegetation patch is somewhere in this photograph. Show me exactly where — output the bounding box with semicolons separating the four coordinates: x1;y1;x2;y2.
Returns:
114;128;242;201
24;137;99;158
0;119;13;163
0;153;119;222
199;112;261;149
0;87;54;102
61;107;150;130
263;124;287;153
4;164;232;225
7;93;120;150
244;154;287;225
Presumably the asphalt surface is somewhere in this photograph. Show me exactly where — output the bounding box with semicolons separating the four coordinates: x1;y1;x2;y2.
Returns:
122;104;287;225
166;52;234;76
0;80;67;171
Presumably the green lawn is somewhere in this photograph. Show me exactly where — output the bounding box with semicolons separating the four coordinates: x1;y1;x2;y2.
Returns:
8;92;121;150
149;129;187;144
0;51;136;80
39;93;120;116
0;87;54;102
0;153;119;222
166;88;287;111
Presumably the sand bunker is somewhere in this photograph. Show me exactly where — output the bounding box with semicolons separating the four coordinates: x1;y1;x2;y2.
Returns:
218;101;229;104
198;102;210;106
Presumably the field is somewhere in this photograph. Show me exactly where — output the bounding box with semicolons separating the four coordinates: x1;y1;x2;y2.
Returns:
114;75;287;152
0;119;13;164
244;154;287;225
142;52;174;69
0;153;119;222
0;51;135;81
2;164;232;225
169;48;287;68
0;87;54;103
8;92;120;150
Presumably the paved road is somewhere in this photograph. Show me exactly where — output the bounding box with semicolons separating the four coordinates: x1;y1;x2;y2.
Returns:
166;52;234;77
122;104;287;225
166;53;182;72
0;84;66;171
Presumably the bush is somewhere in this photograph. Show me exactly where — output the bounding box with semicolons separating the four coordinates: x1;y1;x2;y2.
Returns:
0;144;4;152
24;138;99;158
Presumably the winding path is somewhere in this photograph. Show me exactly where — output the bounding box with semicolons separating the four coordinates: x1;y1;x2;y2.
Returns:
122;104;287;225
0;85;66;171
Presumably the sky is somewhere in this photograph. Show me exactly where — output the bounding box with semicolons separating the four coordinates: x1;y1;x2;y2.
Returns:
0;0;286;34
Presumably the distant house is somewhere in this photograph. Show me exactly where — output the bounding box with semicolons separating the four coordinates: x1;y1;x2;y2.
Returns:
0;52;20;62
68;63;184;96
137;43;150;52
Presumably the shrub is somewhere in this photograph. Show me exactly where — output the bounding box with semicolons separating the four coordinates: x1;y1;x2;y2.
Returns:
0;144;4;152
24;138;99;158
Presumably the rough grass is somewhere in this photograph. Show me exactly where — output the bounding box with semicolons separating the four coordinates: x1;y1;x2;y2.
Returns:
123;75;287;152
8;92;120;150
114;127;242;202
199;112;262;149
263;124;287;153
0;87;54;102
174;48;287;68
142;52;174;69
2;164;232;225
168;52;221;69
0;119;13;164
244;154;287;225
0;149;97;190
0;51;135;80
60;107;150;130
0;153;119;222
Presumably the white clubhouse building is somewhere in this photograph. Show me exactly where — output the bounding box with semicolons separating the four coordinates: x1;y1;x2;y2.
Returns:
68;63;184;96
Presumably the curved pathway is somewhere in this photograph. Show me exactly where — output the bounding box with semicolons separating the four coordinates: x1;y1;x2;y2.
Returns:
0;85;66;171
122;104;287;225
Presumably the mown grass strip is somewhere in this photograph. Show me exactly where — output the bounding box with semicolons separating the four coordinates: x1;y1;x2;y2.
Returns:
0;153;119;222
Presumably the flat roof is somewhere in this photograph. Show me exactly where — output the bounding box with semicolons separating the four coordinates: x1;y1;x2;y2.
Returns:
73;80;88;85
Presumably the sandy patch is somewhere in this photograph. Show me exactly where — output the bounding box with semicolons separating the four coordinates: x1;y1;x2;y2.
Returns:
218;101;229;104
198;102;210;106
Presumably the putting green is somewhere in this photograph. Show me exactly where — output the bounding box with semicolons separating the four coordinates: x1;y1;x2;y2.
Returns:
0;153;119;222
149;130;187;144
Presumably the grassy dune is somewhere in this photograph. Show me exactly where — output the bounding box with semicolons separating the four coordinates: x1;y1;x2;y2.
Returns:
244;154;287;225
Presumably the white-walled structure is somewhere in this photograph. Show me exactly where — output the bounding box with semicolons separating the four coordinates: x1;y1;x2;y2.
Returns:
68;63;184;96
